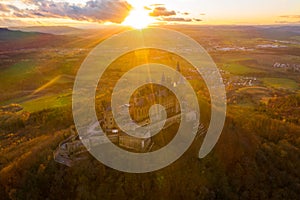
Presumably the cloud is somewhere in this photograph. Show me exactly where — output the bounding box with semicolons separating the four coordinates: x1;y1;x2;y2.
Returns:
194;18;202;22
279;15;300;19
150;4;165;7
149;7;176;17
277;15;300;24
0;18;32;26
275;20;300;24
159;17;202;23
148;5;197;23
161;17;192;22
178;11;190;15
0;4;10;12
0;0;132;24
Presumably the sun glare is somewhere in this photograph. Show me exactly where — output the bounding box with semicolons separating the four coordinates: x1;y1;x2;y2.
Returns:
122;8;155;29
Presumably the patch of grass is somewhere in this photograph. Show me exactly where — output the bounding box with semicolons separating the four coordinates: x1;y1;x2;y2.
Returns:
222;63;263;75
234;86;274;106
262;78;299;91
237;86;271;94
0;61;36;83
227;58;255;63
21;92;72;112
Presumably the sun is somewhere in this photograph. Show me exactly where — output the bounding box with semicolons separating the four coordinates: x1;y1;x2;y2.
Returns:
122;8;155;29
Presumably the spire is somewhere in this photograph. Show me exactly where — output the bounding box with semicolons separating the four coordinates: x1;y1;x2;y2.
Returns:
176;61;181;72
175;61;184;85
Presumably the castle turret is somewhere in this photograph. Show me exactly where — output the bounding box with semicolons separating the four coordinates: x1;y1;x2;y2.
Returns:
176;61;181;72
174;61;184;86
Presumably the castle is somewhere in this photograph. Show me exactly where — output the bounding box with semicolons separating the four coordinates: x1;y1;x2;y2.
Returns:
54;63;196;166
100;62;183;129
99;62;184;151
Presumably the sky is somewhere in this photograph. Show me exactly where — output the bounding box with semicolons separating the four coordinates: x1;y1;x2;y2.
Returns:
0;0;299;27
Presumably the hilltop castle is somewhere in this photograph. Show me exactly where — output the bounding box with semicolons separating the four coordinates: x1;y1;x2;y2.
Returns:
53;63;197;165
97;62;185;151
101;62;184;133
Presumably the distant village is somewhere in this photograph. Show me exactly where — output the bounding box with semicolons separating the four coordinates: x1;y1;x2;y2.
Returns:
273;62;300;73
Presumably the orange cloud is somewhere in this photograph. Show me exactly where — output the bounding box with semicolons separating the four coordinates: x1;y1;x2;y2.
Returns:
149;7;176;17
0;0;132;24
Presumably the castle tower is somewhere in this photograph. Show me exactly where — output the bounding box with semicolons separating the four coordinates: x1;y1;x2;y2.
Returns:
176;61;181;72
174;61;184;86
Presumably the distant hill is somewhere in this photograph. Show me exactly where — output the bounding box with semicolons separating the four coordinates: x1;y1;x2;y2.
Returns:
257;26;300;40
9;26;83;35
0;28;42;40
0;28;76;51
163;25;300;41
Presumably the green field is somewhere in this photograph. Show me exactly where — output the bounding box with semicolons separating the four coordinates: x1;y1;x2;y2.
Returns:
234;86;274;106
0;61;36;82
262;78;299;90
21;92;72;112
222;63;263;75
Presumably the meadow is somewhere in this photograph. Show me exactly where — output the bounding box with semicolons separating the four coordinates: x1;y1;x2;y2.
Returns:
262;77;299;91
